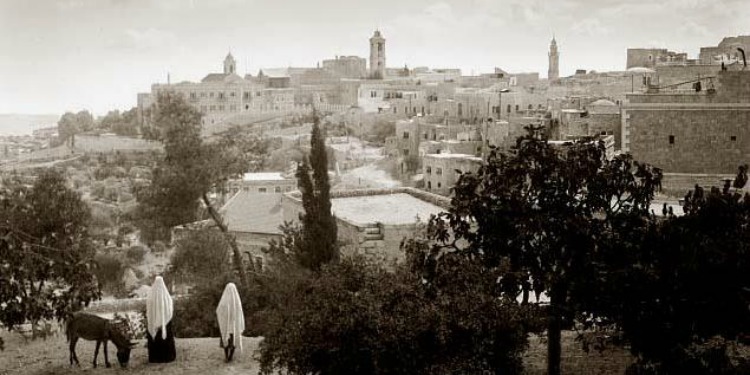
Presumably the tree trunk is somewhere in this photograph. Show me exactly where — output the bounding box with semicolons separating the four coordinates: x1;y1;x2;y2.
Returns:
202;193;248;288
547;286;563;375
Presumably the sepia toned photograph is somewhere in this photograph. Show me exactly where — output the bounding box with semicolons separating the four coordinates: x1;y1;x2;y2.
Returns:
1;0;749;374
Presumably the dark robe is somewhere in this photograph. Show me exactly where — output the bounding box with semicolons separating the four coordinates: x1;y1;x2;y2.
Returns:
146;321;176;363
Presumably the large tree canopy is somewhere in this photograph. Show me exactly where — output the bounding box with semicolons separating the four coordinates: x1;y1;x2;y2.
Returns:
418;126;662;375
0;169;99;334
135;90;268;285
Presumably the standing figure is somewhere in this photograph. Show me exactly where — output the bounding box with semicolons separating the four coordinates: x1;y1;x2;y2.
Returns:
216;282;245;362
146;276;176;363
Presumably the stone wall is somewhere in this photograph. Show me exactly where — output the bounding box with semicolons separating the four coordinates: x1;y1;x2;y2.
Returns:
627;108;750;173
660;173;737;197
654;65;721;86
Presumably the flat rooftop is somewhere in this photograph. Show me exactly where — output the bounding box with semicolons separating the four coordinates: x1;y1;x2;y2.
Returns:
242;172;287;181
331;193;444;225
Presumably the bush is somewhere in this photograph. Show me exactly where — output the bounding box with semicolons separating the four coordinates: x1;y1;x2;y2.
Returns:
93;253;126;296
170;229;231;283
125;246;147;264
258;256;529;375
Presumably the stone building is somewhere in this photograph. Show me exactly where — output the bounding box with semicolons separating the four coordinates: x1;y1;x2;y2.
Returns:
422;153;482;195
369;30;386;80
281;187;448;263
623;70;750;177
698;36;750;65
322;55;367;79
226;172;297;194
626;48;690;69
548;37;560;80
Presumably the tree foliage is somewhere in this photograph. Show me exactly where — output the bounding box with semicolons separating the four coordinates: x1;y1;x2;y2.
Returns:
293;115;338;271
585;182;750;374
135;91;268;286
258;256;529;375
57;110;95;143
0;169;100;334
421;126;662;375
170;229;231;284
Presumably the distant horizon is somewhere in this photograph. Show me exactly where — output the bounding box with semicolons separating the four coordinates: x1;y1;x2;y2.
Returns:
2;0;748;115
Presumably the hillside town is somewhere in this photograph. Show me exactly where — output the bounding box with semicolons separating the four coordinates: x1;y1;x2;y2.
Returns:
2;2;750;374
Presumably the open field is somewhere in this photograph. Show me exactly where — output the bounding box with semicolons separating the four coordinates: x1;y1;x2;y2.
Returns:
1;328;633;375
0;331;265;375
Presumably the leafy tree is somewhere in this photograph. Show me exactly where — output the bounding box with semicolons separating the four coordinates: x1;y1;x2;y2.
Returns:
0;169;100;343
371;120;395;144
423;126;662;375
585;182;750;374
135;91;268;287
258;256;529;375
170;229;231;284
57;110;95;144
293;115;338;271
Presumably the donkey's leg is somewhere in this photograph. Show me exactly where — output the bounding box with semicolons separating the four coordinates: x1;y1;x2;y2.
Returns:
104;340;111;368
70;337;80;366
93;340;101;368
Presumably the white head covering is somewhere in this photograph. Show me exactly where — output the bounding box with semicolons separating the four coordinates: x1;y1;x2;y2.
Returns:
146;276;174;340
216;283;245;352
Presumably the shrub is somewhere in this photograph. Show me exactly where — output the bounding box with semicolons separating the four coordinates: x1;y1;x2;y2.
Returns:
93;253;126;296
258;256;529;375
125;245;147;264
170;229;231;283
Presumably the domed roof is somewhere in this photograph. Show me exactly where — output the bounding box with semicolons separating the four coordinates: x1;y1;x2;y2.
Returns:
590;99;616;107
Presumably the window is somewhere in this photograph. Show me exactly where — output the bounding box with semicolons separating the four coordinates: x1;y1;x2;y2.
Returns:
423;133;428;140
245;104;249;110
457;103;463;116
189;92;197;100
243;186;249;191
528;104;533;110
200;92;207;98
403;149;410;156
274;186;282;193
515;105;520;112
244;92;251;99
426;166;432;174
403;132;410;139
393;107;397;114
230;91;236;97
285;186;292;192
427;181;432;189
218;92;225;99
669;135;675;145
209;92;215;98
507;104;511;113
218;105;225;111
436;168;443;175
258;187;267;193
404;107;408;114
731;136;737;141
437;182;442;188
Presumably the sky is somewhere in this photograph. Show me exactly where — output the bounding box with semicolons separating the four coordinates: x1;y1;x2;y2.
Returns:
0;0;748;116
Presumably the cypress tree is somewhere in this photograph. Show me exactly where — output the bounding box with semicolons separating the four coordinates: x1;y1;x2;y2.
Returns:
295;113;338;271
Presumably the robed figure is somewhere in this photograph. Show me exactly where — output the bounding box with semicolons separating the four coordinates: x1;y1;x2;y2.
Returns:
146;276;176;363
216;282;245;362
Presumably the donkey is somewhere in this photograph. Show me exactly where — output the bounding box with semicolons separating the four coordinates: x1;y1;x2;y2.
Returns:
65;312;136;368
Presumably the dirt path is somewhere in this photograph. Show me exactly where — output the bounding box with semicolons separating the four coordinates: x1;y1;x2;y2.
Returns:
0;331;266;375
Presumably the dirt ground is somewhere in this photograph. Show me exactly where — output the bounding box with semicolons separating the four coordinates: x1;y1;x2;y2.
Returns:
0;330;266;375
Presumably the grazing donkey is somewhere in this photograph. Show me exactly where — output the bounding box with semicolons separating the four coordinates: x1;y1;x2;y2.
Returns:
65;312;136;368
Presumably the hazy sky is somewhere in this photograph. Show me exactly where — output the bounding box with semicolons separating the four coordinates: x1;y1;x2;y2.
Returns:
1;0;748;115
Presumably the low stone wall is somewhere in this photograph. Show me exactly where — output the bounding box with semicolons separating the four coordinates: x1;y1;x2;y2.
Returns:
661;172;737;197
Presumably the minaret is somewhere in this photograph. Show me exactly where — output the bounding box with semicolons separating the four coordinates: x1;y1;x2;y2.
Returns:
369;30;386;80
224;52;236;75
548;36;559;80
